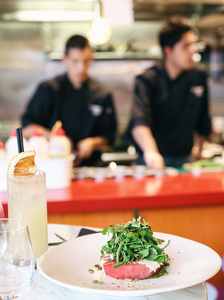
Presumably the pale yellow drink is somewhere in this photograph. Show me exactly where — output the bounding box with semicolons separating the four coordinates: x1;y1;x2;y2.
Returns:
7;171;48;259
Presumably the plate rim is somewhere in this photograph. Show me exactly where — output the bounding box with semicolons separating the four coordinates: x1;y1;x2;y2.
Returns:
38;231;222;297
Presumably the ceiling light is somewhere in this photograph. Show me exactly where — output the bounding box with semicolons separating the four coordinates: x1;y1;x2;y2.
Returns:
193;53;201;62
87;17;111;45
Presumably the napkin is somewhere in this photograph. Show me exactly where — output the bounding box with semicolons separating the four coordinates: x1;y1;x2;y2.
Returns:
78;228;99;237
48;228;99;246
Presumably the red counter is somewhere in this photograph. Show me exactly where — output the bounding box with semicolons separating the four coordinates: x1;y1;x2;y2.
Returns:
1;172;224;214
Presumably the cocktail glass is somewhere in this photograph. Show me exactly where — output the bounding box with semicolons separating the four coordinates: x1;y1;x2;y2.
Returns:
7;170;48;259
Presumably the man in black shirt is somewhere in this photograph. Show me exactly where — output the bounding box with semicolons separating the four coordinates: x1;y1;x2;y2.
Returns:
22;35;117;166
128;16;212;169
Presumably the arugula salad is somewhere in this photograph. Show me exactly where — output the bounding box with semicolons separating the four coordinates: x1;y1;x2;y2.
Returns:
101;216;170;269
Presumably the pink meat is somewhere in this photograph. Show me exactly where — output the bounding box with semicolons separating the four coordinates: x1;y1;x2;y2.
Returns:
101;255;161;280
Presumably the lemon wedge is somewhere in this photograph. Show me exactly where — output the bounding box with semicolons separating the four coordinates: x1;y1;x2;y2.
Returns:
7;150;38;176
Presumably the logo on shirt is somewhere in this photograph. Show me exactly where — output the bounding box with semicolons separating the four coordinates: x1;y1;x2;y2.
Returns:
190;86;204;98
106;107;112;114
88;104;103;116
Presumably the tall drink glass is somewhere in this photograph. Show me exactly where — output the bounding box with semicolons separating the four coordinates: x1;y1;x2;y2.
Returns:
7;171;48;259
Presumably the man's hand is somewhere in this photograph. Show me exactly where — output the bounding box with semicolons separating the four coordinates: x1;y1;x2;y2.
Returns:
192;135;208;161
192;147;203;161
143;151;165;170
132;126;165;170
76;138;95;163
74;136;108;166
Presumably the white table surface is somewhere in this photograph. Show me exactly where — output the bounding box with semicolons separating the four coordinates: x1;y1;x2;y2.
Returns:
23;224;208;300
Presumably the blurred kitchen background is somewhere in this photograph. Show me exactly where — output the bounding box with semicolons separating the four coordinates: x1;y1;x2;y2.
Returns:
0;0;224;151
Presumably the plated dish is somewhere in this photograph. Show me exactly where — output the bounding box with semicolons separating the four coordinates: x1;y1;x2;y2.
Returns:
38;232;221;297
183;159;224;174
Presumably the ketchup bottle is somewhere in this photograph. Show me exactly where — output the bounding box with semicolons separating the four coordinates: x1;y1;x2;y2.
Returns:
0;138;6;160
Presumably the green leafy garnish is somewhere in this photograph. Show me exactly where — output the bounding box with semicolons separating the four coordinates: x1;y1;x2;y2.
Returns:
192;159;223;169
101;217;170;268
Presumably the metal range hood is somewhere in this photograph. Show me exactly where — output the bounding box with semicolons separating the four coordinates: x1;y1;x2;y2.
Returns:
0;0;101;22
0;0;224;59
132;0;224;46
133;0;224;22
0;0;224;25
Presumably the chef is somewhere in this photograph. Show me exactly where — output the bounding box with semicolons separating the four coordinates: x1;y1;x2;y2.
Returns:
127;16;212;169
21;35;117;166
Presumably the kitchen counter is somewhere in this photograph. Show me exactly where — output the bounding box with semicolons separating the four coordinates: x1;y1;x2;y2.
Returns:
2;171;224;214
49;171;224;212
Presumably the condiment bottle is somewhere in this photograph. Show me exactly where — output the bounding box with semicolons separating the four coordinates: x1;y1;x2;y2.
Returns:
28;127;49;159
0;138;6;160
49;127;71;157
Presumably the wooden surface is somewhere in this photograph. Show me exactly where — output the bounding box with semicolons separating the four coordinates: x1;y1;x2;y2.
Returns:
139;205;224;287
48;210;134;229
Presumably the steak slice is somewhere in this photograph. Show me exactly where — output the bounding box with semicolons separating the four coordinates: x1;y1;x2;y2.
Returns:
101;254;161;280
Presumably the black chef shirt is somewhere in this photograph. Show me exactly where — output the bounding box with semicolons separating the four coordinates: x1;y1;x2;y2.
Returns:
22;74;117;165
128;63;212;159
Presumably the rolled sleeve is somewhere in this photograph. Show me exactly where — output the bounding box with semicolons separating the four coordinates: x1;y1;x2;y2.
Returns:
21;83;55;129
195;75;212;137
130;76;153;129
95;94;117;145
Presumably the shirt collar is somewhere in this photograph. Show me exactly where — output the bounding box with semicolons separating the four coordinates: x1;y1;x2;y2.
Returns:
64;74;89;90
159;61;187;83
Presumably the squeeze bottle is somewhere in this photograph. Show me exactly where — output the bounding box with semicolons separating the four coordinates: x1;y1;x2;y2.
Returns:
28;127;49;159
0;138;6;159
49;127;71;157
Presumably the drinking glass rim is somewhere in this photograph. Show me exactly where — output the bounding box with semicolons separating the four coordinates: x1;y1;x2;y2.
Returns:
7;170;46;178
0;218;28;232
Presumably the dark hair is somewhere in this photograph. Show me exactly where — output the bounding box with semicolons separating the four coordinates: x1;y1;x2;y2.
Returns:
159;16;195;51
65;35;90;54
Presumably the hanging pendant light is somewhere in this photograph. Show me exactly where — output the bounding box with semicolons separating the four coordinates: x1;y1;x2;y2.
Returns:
87;17;111;45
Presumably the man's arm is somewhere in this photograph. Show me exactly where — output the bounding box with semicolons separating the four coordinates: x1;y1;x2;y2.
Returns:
75;136;108;166
132;125;164;170
95;94;117;145
129;74;164;170
74;91;117;166
194;72;212;153
21;83;57;138
192;72;212;160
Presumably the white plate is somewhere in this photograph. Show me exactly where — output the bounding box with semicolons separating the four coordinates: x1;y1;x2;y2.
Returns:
38;232;221;297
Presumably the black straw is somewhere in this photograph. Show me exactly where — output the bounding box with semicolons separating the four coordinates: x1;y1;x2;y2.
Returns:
16;127;24;153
